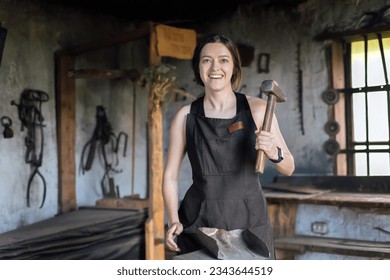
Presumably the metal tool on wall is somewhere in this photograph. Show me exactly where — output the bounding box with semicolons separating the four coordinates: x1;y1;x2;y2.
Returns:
0;23;7;67
80;105;128;198
297;43;305;135
1;116;13;138
11;89;49;208
321;88;341;155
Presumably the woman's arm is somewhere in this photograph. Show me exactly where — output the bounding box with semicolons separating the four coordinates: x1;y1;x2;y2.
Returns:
162;104;190;252
248;95;295;176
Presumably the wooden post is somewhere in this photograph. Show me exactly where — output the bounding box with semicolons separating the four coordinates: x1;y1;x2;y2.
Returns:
55;54;77;213
145;23;165;260
332;41;347;175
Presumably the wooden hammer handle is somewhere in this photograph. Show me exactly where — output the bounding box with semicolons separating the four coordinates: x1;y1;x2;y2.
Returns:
255;95;276;173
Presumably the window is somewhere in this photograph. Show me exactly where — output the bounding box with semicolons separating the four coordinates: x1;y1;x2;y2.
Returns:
336;34;390;175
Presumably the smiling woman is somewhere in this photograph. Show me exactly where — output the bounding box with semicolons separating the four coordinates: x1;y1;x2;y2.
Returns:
162;33;294;259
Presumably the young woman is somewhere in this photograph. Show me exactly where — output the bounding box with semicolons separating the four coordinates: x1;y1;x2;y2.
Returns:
162;33;295;258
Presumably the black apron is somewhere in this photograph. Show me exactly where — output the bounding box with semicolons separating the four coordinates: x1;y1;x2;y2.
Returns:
177;92;275;259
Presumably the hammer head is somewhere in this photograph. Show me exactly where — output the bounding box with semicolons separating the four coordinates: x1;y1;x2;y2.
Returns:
260;80;287;102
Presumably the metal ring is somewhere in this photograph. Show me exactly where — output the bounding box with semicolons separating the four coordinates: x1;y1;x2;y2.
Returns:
323;138;340;155
322;89;339;105
324;120;340;136
1;116;12;127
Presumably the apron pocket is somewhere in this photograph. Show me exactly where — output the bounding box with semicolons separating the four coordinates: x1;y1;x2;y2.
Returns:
201;137;244;175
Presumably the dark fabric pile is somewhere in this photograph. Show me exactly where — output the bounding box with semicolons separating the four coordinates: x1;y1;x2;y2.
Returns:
0;207;147;259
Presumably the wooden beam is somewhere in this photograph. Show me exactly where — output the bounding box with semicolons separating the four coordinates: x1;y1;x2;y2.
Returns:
68;69;130;79
58;23;151;56
56;54;77;213
145;24;165;260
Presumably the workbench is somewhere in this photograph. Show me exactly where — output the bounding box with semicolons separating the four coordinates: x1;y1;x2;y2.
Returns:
264;175;390;259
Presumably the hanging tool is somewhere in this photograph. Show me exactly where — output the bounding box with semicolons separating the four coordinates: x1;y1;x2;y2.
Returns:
0;23;7;67
80;105;128;198
297;43;305;135
255;80;287;174
1;116;13;138
11;89;49;208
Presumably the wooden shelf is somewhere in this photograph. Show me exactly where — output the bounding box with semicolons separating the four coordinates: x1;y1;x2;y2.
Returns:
275;236;390;259
265;189;390;208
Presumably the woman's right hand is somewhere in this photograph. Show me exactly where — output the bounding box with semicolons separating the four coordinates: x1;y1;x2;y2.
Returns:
165;222;183;252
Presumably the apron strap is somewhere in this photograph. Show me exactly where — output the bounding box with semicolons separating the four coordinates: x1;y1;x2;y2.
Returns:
235;92;250;113
190;92;249;116
190;95;205;115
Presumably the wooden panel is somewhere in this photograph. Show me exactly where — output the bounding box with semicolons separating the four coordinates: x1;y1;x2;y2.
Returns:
331;41;347;175
95;197;149;209
56;54;77;213
68;69;129;79
267;203;296;239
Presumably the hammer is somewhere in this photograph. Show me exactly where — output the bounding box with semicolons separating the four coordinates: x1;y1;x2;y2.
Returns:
255;80;287;173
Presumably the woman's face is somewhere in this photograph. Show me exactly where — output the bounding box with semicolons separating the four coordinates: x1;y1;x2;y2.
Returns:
199;42;234;92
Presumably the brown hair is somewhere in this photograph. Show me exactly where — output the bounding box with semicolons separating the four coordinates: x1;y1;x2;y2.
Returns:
192;33;242;91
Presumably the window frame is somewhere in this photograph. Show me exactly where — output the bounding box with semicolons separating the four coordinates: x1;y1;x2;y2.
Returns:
331;32;390;175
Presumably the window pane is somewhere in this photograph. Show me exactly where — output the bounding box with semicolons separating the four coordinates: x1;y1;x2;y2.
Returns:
369;145;390;150
369;153;390;175
351;41;365;88
368;91;389;142
352;92;366;142
355;152;367;176
351;38;390;88
367;39;385;86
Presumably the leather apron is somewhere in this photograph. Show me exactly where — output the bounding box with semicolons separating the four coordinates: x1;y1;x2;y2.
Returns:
177;92;275;259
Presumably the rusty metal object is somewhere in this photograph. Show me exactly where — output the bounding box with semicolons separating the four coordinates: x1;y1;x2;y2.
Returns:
196;227;270;260
1;116;13;138
324;120;340;136
322;88;339;105
323;138;340;155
